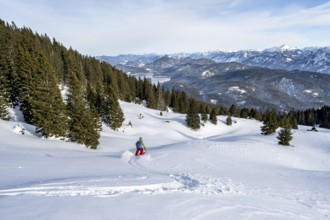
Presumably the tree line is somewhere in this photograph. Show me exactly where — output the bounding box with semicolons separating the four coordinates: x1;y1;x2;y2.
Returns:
1;19;329;149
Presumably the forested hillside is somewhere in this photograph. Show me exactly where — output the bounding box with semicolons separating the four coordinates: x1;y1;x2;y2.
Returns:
1;20;330;150
0;20;213;148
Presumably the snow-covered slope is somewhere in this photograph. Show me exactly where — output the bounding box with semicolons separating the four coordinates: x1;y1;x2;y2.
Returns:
1;102;330;219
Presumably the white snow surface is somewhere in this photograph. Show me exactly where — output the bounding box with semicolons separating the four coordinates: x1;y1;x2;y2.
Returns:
210;99;218;104
201;70;214;78
304;89;319;97
1;101;330;220
228;86;247;94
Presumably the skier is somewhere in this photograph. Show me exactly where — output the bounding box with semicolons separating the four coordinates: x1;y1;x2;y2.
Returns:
135;137;146;156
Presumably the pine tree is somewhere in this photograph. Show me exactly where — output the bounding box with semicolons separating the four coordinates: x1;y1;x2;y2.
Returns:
261;110;278;135
307;110;315;126
0;54;10;120
186;99;200;130
0;85;10;120
170;89;180;112
178;91;189;113
143;78;157;109
277;120;293;146
0;22;20;107
135;77;144;102
102;84;124;130
254;111;263;121
320;107;330;129
240;108;249;119
66;61;100;149
218;106;228;115
15;38;68;138
201;112;208;123
199;104;208;123
84;106;102;149
229;104;239;117
290;115;298;130
209;108;217;125
156;82;166;111
16;44;36;124
226;116;232;126
31;51;68;138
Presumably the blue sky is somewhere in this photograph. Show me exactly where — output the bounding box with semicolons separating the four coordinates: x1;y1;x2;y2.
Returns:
1;0;330;56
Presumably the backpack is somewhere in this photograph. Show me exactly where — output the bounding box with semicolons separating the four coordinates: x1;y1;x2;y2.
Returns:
136;140;143;148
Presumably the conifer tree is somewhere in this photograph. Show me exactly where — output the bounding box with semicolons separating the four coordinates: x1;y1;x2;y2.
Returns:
15;38;68;138
84;106;102;149
0;98;9;120
254;111;263;121
229;104;239;117
289;115;298;130
218;106;228;115
31;51;68;138
170;89;180;112
102;84;124;130
226;116;232;126
144;79;157;109
240;108;249;119
0;54;10;120
66;61;100;149
117;72;131;101
201;112;208;123
0;81;10;120
134;77;144;102
277;120;293;146
306;110;315;126
163;89;171;107
178;91;189;113
0;28;19;107
50;39;66;83
261;110;278;135
200;104;209;123
186;99;200;130
86;82;99;112
249;108;257;119
128;75;137;100
320;109;330;129
156;82;166;111
16;44;36;124
209;108;217;125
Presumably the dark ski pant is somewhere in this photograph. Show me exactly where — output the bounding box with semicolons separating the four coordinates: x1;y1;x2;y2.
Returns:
135;148;145;156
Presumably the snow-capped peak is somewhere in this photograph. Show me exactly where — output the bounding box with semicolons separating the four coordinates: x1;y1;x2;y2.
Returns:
264;44;295;52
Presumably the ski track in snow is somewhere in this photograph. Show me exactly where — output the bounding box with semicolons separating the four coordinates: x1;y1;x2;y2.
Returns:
0;153;247;198
1;147;329;218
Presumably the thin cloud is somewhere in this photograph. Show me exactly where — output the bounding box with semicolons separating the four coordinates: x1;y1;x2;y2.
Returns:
0;0;329;55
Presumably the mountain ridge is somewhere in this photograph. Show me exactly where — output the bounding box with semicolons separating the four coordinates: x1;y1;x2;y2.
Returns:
98;46;330;111
98;45;330;74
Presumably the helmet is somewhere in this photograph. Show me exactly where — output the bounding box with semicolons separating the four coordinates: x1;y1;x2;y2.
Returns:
139;137;143;141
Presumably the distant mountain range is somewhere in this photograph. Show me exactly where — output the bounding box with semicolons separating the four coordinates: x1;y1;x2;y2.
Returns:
98;46;330;111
